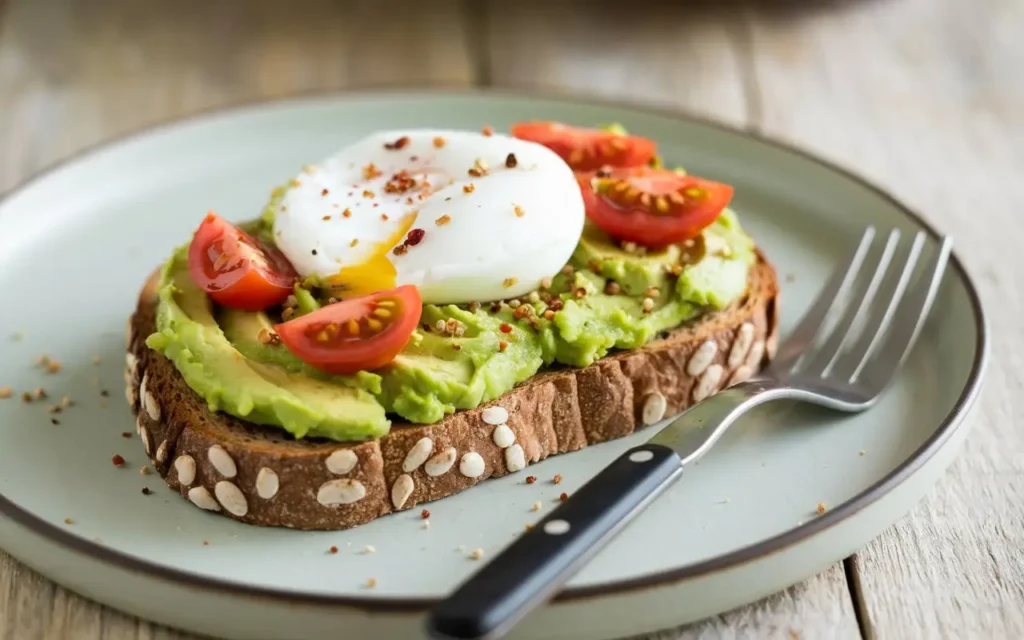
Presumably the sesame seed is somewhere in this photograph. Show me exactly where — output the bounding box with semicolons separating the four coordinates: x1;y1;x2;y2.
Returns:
646;287;661;298
0;387;11;399
532;501;542;511
553;474;563;485
470;548;484;560
350;239;359;247
816;502;827;514
45;360;62;374
59;396;72;408
139;465;152;476
64;518;74;525
422;520;431;529
514;205;525;218
366;577;378;588
642;297;655;312
509;299;521;309
364;545;376;554
502;277;518;288
435;214;451;226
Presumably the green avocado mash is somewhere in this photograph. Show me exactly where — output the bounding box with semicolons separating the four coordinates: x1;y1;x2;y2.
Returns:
147;208;755;441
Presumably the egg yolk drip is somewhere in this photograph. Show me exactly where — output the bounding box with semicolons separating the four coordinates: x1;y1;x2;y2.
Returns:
323;212;417;298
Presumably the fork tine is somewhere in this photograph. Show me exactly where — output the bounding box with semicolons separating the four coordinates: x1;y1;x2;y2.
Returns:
772;227;876;368
803;229;902;377
834;231;927;383
859;236;953;392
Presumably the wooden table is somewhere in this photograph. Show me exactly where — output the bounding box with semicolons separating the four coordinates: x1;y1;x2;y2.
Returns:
1;0;1021;638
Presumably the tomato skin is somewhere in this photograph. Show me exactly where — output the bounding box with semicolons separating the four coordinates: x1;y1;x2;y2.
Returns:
188;212;298;311
511;122;656;171
577;168;733;248
275;285;422;375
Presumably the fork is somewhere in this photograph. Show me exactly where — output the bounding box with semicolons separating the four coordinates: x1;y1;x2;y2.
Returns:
427;227;953;640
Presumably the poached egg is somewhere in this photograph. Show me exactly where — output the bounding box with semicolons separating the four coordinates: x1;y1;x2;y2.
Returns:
272;129;585;304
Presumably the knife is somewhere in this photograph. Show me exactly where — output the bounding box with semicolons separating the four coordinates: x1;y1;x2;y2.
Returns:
425;381;772;640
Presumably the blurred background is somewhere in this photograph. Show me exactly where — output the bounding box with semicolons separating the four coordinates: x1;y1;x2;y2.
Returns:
1;0;1021;638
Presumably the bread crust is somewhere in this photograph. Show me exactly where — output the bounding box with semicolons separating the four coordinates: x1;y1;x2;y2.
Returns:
125;254;779;530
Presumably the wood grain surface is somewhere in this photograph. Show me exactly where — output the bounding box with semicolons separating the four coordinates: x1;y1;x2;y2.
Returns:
1;0;1020;638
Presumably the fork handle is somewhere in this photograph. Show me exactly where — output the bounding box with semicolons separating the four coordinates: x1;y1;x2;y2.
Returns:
426;444;684;640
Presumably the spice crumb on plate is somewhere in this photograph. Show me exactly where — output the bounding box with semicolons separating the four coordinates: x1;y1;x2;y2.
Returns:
553;474;563;485
532;501;542;512
328;545;339;555
470;548;484;560
0;386;11;399
139;465;152;476
365;577;378;588
363;544;376;554
816;502;827;514
141;487;153;495
421;520;430;530
63;518;74;525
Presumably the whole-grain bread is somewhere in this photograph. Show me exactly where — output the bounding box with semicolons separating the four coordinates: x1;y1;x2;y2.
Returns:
124;253;779;530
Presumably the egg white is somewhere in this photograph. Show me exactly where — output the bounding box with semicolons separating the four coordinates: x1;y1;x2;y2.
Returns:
272;129;585;304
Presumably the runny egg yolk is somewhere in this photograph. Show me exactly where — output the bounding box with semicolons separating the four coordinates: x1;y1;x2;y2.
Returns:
323;213;417;298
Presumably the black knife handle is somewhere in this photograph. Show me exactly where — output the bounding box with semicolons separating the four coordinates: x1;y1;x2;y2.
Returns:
426;444;684;640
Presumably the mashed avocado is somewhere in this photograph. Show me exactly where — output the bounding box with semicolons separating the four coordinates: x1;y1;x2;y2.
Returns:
147;209;755;442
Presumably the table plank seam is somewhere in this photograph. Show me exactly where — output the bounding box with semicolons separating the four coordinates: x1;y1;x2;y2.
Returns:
844;555;874;640
734;7;764;132
461;0;493;87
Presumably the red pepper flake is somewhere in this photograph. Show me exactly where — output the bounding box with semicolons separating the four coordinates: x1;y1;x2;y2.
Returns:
343;208;352;218
505;153;518;168
499;323;513;334
384;136;410;150
482;125;494;136
362;189;375;198
498;340;509;352
559;492;568;502
328;545;339;554
384;170;418;194
421;509;430;519
433;136;446;148
553;474;563;485
435;214;452;226
381;213;390;221
121;431;132;439
406;228;426;246
112;454;126;468
526;476;537;484
321;188;329;196
322;215;332;221
468;158;489;177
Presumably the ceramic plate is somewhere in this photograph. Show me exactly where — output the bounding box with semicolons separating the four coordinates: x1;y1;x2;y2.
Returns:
0;90;987;640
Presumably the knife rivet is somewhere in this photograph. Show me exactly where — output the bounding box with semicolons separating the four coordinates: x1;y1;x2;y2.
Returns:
544;519;571;535
629;450;655;463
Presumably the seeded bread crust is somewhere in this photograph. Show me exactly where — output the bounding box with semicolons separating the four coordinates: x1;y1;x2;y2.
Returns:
124;253;779;530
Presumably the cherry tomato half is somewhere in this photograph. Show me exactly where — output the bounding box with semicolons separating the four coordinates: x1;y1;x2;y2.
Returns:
274;285;422;375
187;212;298;311
511;121;657;171
577;167;734;247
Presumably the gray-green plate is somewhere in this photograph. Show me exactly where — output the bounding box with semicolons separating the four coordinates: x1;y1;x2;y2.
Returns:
0;90;987;640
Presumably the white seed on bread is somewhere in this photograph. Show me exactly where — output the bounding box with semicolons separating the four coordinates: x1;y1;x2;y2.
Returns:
255;468;279;499
135;414;144;436
215;480;249;516
460;452;485;478
728;323;755;368
425;447;458;477
403;437;434;473
140;426;151;455
766;332;779;360
642;392;667;426
317;479;367;505
746;339;766;370
207;444;237;478
482;406;509;425
728;366;753;387
391;473;415;509
491;424;515;449
141;373;161;421
126;316;134;349
155;440;168;463
174;455;196;486
125;382;137;408
326;449;358;475
188;486;220;511
126;352;138;383
504;444;526;472
693;364;725;403
686;340;718;376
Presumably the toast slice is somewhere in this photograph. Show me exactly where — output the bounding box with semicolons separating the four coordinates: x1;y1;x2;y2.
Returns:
124;252;779;530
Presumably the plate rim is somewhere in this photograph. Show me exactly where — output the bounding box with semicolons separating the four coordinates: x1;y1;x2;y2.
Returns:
0;86;989;611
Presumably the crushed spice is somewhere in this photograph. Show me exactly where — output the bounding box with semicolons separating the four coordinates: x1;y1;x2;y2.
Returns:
553;474;563;485
112;454;126;467
384;136;410;150
505;153;518;168
433;136;446;148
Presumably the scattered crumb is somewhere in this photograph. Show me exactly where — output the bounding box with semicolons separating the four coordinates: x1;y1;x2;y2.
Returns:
50;418;60;425
363;545;376;554
64;518;75;525
32;387;47;401
45;360;62;374
91;355;101;365
553;474;562;485
111;454;126;468
139;465;152;476
559;492;568;503
456;545;466;552
526;476;536;484
532;501;542;512
816;502;827;514
202;540;210;546
788;630;800;640
859;449;866;456
34;354;50;367
121;432;133;439
9;331;23;341
365;577;378;588
328;545;339;555
718;497;731;504
47;405;62;414
421;520;430;530
21;392;32;403
100;389;110;398
420;509;430;519
525;523;534;531
785;273;796;283
470;548;484;560
141;487;153;495
59;395;72;409
0;387;11;399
